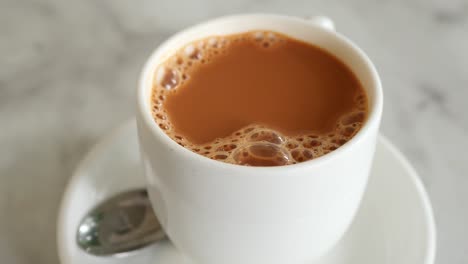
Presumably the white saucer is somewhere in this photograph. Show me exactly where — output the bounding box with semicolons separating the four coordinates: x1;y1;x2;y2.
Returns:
57;120;436;264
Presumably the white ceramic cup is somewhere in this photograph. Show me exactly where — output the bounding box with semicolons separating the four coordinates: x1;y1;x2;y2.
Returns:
136;14;383;264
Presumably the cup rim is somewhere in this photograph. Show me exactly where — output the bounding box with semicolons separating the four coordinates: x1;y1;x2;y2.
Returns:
137;13;383;172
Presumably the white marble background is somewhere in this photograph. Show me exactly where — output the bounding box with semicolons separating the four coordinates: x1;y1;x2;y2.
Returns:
0;0;467;263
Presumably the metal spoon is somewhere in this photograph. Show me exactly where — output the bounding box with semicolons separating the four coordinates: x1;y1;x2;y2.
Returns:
77;189;166;256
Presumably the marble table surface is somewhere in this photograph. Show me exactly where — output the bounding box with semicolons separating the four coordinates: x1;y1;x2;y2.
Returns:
1;0;467;263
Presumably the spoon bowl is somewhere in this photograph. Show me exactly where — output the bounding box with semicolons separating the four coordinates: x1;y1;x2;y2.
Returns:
77;189;166;256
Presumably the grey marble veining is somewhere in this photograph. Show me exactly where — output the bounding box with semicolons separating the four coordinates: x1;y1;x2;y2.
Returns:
0;0;467;263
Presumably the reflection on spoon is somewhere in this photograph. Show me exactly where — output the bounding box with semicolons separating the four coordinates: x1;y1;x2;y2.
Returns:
76;189;166;256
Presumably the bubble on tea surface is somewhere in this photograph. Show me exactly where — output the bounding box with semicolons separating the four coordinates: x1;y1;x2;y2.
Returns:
267;32;277;41
243;126;255;133
158;123;169;130
291;149;314;162
176;57;184;65
247;129;284;144
217;38;228;48
337;139;347;146
216;143;237;152
356;94;364;102
303;139;321;148
208;37;218;47
155;113;166;120
341;111;365;125
211;152;229;160
286;142;299;150
198;41;205;49
156;67;180;90
340;126;356;137
253;32;264;41
184;45;202;60
233;142;290;166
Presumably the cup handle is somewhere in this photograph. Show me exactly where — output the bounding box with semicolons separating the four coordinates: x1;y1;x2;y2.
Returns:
306;16;335;31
